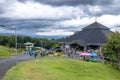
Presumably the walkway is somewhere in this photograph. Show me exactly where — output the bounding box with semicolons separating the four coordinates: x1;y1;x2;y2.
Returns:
0;54;34;80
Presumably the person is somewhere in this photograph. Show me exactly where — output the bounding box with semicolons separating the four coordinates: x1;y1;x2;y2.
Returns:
29;51;33;56
67;48;73;58
66;48;70;58
33;51;38;58
36;49;45;58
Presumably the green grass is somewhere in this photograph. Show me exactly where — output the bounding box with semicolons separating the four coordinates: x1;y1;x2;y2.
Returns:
2;57;120;80
0;46;14;58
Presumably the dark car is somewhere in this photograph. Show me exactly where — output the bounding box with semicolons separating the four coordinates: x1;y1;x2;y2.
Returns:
54;48;62;52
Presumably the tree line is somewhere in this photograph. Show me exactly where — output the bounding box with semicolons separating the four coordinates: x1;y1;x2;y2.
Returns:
0;35;60;50
102;31;120;70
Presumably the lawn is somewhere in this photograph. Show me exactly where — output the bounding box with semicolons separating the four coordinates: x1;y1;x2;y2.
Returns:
0;46;14;58
2;57;120;80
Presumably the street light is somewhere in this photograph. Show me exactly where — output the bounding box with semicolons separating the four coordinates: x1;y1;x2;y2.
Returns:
14;26;18;65
15;26;17;64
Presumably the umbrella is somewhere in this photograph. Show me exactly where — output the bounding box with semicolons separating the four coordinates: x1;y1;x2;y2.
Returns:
34;46;42;49
34;46;44;50
90;52;97;57
80;52;91;57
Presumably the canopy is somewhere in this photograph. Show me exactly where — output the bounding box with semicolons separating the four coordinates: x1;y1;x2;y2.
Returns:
34;46;44;51
80;52;91;57
24;42;34;46
90;52;97;57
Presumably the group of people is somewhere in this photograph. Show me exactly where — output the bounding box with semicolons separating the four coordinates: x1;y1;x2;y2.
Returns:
66;48;82;58
25;50;46;58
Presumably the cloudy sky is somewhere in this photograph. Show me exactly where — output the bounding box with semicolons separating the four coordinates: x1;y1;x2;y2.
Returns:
0;0;120;37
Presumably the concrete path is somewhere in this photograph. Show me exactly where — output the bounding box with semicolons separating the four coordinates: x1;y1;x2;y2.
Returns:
0;54;34;80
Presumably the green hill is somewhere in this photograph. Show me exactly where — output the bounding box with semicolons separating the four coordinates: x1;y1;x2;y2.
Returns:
3;57;120;80
0;46;14;58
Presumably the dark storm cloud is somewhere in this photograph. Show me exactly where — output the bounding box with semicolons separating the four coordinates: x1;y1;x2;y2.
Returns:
15;19;54;30
0;8;5;14
17;0;113;6
47;23;85;32
82;7;102;17
111;25;120;29
0;4;6;14
0;19;56;31
100;5;120;15
0;0;119;36
96;0;114;5
81;1;119;17
16;0;115;17
0;0;14;14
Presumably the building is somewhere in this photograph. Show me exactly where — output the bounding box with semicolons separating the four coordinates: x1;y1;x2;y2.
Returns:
24;42;34;51
62;22;112;56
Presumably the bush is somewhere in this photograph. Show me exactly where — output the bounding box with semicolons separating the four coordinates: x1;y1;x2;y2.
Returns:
54;52;65;56
0;46;14;58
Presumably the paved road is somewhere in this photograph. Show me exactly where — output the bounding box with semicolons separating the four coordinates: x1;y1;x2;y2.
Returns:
0;54;81;80
0;54;34;80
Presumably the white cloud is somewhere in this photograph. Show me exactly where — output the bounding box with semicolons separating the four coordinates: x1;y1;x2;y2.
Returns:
36;30;73;36
98;15;120;27
0;0;6;3
59;16;95;27
88;5;102;14
53;14;120;35
0;1;83;20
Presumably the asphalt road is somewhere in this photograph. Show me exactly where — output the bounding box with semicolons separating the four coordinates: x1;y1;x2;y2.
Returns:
0;54;34;80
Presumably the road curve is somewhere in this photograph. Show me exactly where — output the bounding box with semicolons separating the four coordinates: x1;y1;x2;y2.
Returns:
0;54;34;80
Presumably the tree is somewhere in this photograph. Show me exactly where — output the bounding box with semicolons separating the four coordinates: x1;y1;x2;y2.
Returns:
0;35;59;50
102;31;120;70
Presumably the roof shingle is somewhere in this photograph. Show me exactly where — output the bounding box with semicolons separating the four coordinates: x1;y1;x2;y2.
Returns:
63;22;112;46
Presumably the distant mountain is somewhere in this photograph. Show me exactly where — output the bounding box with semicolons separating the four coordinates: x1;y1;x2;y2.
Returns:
0;33;14;36
34;35;66;39
0;33;66;39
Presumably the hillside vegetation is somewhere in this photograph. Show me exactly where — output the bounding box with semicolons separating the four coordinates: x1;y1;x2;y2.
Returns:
3;57;120;80
0;46;14;58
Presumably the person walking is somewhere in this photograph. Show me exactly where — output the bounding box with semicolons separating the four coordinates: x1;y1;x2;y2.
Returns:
67;48;72;58
33;51;38;58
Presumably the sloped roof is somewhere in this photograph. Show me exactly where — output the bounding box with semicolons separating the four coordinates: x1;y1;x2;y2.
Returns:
70;39;86;47
63;22;112;46
24;42;34;45
83;22;109;30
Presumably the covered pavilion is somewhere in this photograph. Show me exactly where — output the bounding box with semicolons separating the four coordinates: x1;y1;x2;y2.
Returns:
61;22;112;56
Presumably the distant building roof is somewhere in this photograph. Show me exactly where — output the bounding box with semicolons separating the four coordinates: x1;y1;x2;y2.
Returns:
62;22;112;46
24;42;34;46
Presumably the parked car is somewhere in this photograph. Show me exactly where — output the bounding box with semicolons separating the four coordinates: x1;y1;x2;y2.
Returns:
54;48;62;52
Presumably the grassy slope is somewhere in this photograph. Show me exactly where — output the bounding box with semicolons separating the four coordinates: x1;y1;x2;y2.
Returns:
3;57;120;80
0;46;14;58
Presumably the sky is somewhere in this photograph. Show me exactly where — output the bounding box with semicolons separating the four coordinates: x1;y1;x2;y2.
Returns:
0;0;120;37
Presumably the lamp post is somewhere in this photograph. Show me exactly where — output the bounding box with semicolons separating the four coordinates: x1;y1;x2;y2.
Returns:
14;26;18;65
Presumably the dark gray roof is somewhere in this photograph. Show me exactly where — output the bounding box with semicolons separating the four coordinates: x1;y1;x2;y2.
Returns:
83;22;109;30
70;39;86;47
63;22;112;46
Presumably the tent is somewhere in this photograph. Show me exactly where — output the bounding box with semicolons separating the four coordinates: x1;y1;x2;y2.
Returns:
80;52;91;57
34;46;44;50
90;52;97;57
